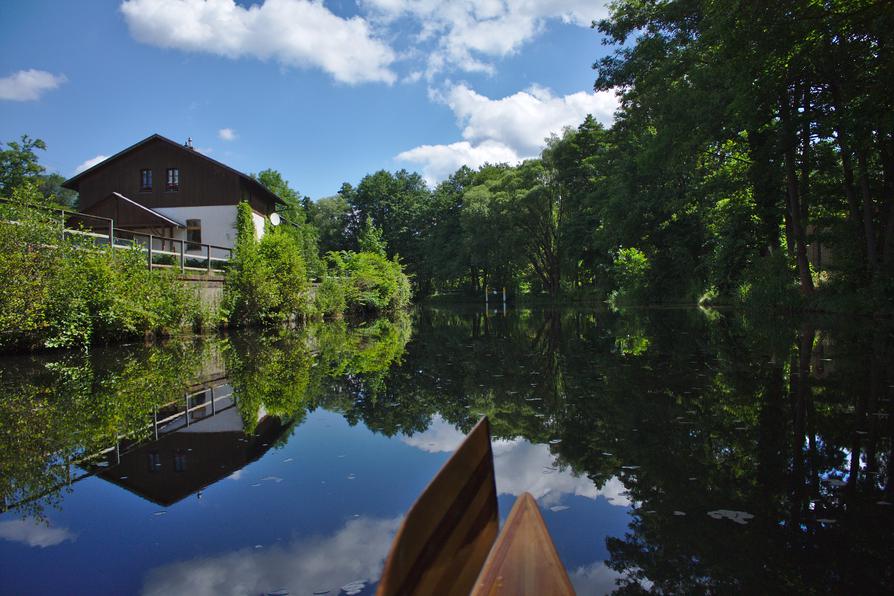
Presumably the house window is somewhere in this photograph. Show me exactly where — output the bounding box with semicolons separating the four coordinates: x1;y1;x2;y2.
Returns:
186;219;201;250
140;169;152;191
166;168;180;191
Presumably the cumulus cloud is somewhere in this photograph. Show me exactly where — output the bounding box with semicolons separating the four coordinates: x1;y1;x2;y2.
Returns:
397;83;618;184
361;0;610;76
0;69;67;101
401;416;631;508
217;127;237;141
120;0;397;84
74;154;110;174
0;519;76;548
142;515;401;596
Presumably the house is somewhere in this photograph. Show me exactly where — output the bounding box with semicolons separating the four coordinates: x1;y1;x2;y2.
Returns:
62;133;285;250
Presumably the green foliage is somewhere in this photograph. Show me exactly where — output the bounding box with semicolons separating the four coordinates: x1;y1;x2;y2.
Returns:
610;247;651;307
358;215;387;256
0;188;200;351
733;253;802;312
315;276;347;318
319;250;411;316
0;135;47;197
223;201;311;327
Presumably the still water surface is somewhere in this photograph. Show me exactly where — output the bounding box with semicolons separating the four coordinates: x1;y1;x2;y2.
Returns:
0;306;891;594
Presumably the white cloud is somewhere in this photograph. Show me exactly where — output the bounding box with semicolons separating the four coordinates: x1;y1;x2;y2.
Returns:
361;0;610;76
401;416;631;508
0;519;76;548
397;83;618;184
217;127;237;141
120;0;397;84
141;515;400;596
397;140;520;186
74;154;109;174
0;69;67;101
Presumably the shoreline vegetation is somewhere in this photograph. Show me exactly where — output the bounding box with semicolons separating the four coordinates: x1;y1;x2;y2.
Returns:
0;185;411;354
3;0;894;354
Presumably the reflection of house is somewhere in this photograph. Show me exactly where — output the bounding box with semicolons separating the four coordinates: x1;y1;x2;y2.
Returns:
91;383;291;507
62;134;285;250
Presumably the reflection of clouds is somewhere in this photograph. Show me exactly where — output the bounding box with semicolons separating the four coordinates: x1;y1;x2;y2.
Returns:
571;561;654;595
141;516;400;596
570;561;624;594
402;416;631;508
401;415;468;453
0;518;76;548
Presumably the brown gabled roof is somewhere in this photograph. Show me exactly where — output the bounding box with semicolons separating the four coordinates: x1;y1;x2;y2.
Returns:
83;192;185;228
62;133;287;207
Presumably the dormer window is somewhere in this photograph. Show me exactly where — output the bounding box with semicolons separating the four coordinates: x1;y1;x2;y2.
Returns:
166;168;180;191
140;169;152;191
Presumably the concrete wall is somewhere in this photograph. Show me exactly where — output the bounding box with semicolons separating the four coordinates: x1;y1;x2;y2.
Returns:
180;275;225;312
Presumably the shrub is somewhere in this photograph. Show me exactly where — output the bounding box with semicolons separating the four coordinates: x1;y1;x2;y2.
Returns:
733;252;801;312
315;276;347;318
609;247;651;306
0;187;201;351
222;202;311;326
319;250;411;316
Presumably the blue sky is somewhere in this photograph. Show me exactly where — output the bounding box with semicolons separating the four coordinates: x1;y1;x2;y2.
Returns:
0;0;616;198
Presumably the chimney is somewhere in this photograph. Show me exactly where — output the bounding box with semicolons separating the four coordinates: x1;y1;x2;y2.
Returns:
185;137;194;149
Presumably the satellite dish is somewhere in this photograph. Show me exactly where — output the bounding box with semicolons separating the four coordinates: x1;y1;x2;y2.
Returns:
269;212;281;226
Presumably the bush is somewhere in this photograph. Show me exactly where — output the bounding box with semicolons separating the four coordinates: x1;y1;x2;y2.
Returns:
222;202;311;327
609;247;651;306
315;276;347;318
0;186;201;351
733;252;801;312
319;250;411;316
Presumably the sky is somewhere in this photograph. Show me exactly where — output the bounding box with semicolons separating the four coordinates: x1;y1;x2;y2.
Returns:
0;0;616;199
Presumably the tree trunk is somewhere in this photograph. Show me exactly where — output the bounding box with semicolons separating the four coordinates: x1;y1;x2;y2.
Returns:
780;90;814;295
857;149;879;274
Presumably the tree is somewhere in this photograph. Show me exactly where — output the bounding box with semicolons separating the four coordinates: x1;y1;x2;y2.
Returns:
0;135;47;198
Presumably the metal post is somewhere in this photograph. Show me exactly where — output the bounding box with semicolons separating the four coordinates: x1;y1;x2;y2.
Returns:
153;408;158;440
109;220;114;248
485;284;489;307
179;239;185;273
185;394;190;426
210;385;216;415
147;234;153;269
206;244;212;273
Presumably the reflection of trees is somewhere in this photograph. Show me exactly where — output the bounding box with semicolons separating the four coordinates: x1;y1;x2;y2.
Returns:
0;341;210;519
1;305;891;592
224;331;313;434
327;306;892;594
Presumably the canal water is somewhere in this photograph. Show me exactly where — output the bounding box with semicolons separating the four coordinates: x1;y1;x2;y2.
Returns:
0;306;891;595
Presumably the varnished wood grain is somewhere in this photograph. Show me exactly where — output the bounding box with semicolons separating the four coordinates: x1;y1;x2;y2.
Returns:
471;492;576;596
377;417;499;596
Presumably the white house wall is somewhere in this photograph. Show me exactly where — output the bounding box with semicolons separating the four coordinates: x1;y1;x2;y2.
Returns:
153;205;267;250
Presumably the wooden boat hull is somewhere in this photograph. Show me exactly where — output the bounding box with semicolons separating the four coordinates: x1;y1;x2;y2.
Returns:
377;417;575;595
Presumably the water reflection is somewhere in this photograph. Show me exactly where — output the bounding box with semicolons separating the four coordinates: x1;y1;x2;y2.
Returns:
141;515;400;596
0;306;892;594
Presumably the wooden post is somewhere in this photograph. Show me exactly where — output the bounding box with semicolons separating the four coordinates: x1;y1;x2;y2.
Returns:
147;234;153;269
